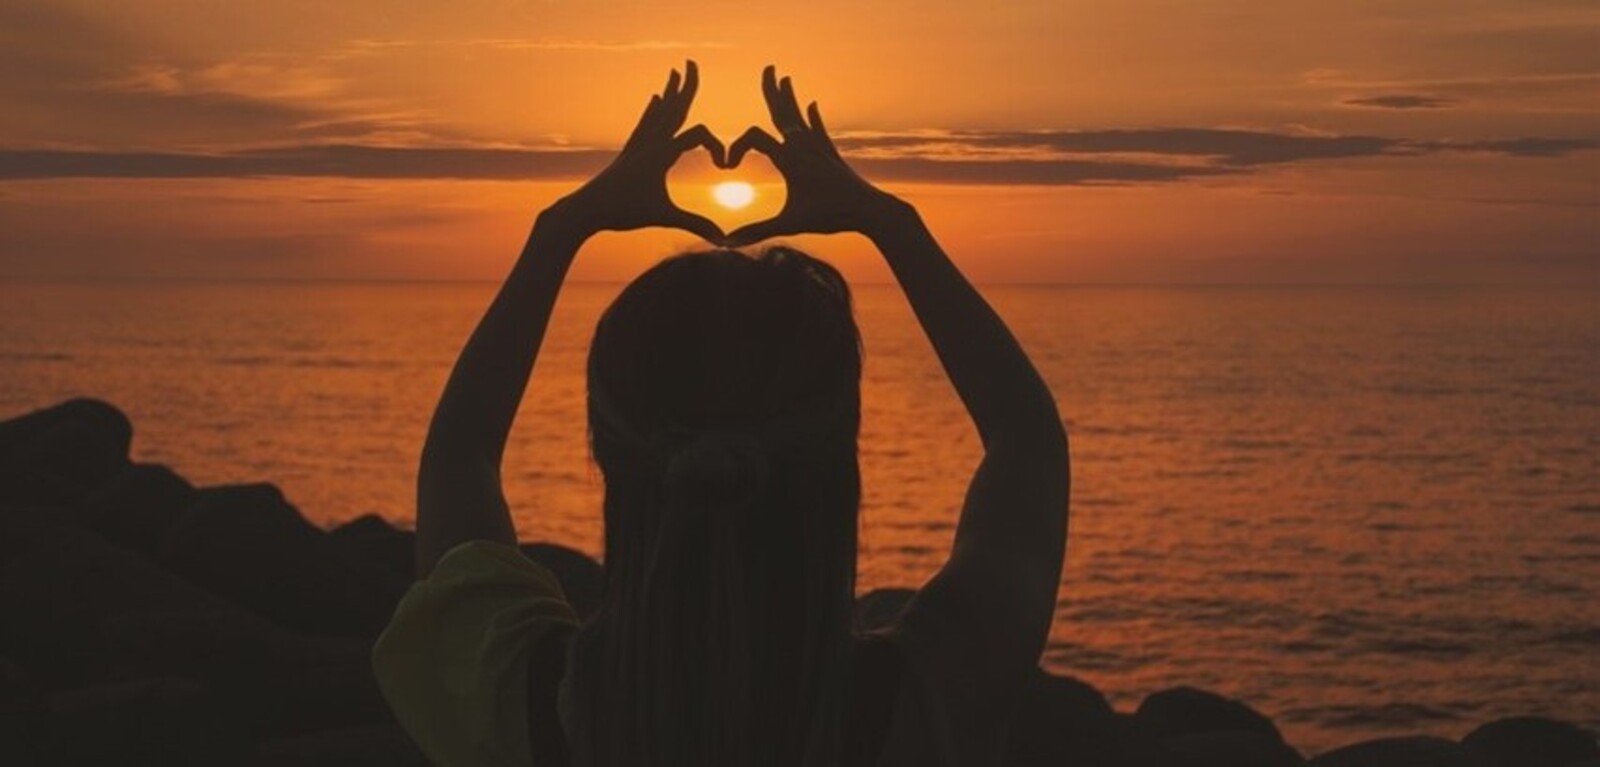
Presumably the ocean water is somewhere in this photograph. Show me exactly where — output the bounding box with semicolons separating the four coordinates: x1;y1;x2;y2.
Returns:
1;281;1595;753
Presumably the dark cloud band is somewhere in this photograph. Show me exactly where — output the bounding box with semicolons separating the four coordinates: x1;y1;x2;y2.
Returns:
0;128;1593;185
1341;94;1460;110
0;145;612;181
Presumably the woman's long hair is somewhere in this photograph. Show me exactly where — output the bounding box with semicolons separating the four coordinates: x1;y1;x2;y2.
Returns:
568;246;863;767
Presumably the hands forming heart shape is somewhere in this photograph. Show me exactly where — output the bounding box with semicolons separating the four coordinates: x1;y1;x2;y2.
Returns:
559;61;903;248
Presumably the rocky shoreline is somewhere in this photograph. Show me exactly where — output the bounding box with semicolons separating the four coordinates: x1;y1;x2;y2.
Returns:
1;398;1594;766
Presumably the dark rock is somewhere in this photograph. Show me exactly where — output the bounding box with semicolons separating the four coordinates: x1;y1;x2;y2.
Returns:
855;588;916;631
1163;730;1304;767
1006;670;1170;767
0;654;42;707
74;462;195;553
521;542;604;620
1310;736;1494;767
217;658;395;738
0;503;392;740
0;398;133;505
92;608;385;738
0;398;132;459
45;676;250;764
1026;670;1116;720
1461;716;1598;767
329;514;415;579
1137;686;1286;744
0;504;354;689
254;724;429;767
159;484;409;638
0;504;279;686
0;656;49;765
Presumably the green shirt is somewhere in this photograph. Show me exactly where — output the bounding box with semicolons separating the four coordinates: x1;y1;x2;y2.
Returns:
372;541;580;767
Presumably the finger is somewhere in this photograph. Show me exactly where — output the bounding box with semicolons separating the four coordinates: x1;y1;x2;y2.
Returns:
679;60;698;106
761;65;785;132
805;101;825;132
806;101;843;159
673;124;726;168
662;68;682;101
726;126;783;168
664;208;726;244
775;76;807;134
723;214;798;248
665;59;698;129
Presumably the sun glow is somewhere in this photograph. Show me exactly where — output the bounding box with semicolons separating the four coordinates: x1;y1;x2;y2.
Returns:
711;181;755;209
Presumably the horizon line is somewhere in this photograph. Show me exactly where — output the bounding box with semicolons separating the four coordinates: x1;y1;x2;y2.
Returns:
2;276;1596;290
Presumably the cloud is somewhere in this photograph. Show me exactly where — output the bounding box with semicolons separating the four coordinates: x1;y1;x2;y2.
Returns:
0;145;613;181
1305;70;1600;112
342;38;732;54
1342;94;1460;110
850;157;1231;185
1438;137;1600;157
830;128;1596;172
0;141;1237;185
1425;195;1600;210
1306;71;1600;91
80;56;458;150
835;129;1414;167
0;2;467;152
3;127;1594;186
96;59;354;106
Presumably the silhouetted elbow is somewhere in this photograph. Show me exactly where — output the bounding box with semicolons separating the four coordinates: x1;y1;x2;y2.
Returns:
983;390;1069;462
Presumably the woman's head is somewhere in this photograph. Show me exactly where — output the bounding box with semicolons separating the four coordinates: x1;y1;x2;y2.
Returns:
588;246;860;458
575;246;863;767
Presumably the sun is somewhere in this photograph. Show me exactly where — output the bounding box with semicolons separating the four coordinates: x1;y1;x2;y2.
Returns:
711;181;755;209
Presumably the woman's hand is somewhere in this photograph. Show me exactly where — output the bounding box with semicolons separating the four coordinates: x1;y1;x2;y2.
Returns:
722;65;908;247
550;60;727;244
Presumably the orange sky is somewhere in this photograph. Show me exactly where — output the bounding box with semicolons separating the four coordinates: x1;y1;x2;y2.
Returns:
0;0;1595;283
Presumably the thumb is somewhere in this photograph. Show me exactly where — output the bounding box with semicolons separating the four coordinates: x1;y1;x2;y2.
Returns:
673;124;727;169
726;126;783;169
664;208;726;244
723;213;799;248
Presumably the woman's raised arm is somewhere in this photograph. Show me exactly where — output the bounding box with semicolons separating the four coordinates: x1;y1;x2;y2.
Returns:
724;66;1070;701
862;201;1070;666
415;61;725;577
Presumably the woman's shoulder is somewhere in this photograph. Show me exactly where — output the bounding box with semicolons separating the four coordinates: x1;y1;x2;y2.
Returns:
372;540;580;767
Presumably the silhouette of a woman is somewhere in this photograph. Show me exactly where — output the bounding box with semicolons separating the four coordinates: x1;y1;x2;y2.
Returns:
373;62;1069;767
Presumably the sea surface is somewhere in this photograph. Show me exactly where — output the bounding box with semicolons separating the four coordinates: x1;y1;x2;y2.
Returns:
1;281;1596;754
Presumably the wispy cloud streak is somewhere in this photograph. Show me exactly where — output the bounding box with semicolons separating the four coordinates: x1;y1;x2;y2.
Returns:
343;38;732;53
1;128;1593;184
1341;94;1460;110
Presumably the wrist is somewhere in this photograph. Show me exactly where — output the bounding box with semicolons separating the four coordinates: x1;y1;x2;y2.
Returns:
859;193;922;245
531;198;601;250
